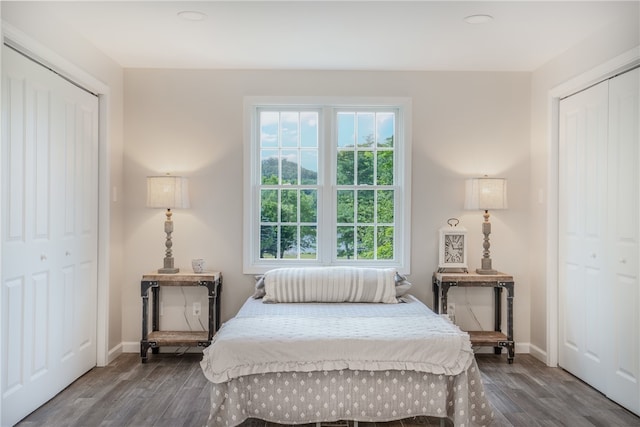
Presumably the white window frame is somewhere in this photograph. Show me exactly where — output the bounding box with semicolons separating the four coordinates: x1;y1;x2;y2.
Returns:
243;96;412;274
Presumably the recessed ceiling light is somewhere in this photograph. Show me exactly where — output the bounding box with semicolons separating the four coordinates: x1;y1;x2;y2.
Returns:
177;10;207;22
464;14;494;24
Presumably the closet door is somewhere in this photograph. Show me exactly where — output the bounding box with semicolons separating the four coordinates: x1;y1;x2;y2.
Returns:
1;47;99;426
558;79;609;392
606;67;639;413
559;67;639;415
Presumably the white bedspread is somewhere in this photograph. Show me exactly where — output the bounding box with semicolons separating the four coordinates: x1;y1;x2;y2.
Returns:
200;295;474;384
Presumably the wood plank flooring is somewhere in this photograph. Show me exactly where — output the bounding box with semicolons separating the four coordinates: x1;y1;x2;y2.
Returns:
15;353;640;427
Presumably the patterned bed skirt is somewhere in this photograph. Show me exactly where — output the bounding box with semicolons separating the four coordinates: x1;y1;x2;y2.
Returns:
206;359;494;427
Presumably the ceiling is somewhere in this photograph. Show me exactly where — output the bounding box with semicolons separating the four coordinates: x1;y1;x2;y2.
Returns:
5;1;638;71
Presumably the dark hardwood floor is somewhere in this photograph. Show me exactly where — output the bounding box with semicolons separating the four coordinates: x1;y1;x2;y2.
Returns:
16;353;640;427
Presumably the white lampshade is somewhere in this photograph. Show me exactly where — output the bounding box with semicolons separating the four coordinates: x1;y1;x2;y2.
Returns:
146;175;190;209
464;177;507;210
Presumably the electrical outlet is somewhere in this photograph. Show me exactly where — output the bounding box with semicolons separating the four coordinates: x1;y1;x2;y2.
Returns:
193;302;201;316
447;302;456;316
447;303;456;323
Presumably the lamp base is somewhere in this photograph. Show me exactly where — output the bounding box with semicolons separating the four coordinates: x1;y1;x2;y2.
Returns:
476;268;498;275
159;253;178;274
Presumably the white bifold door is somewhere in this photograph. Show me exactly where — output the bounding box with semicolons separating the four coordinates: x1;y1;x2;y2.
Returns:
1;47;99;425
559;67;639;415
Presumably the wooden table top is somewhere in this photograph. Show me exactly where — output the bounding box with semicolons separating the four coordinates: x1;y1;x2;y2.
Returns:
433;271;514;283
142;271;222;283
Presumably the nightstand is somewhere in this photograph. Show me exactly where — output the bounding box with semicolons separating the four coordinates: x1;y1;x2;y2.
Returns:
140;271;222;363
432;271;515;363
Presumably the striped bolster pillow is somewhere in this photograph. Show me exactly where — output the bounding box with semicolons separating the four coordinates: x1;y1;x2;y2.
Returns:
262;267;398;303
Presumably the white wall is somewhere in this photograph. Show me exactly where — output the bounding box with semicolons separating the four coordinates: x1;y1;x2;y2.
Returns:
8;0;635;364
10;0;612;361
2;3;125;359
122;69;532;352
529;5;639;362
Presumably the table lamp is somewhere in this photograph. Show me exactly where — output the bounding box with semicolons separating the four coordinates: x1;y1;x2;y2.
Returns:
464;176;507;275
146;175;190;273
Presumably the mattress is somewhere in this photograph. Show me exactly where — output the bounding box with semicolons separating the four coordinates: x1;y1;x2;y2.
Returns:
201;295;474;383
201;295;494;427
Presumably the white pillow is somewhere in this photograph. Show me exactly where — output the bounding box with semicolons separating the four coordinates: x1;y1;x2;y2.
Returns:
262;267;398;303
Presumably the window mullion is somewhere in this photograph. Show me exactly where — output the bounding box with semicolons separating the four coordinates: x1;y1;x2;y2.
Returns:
276;189;281;259
321;106;334;264
373;188;378;259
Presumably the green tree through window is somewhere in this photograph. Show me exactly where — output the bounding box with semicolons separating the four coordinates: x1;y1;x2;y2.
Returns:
336;112;395;261
259;111;319;259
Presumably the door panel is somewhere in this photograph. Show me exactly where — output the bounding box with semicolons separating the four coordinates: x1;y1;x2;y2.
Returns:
1;47;99;426
606;67;639;414
559;67;639;415
558;79;609;392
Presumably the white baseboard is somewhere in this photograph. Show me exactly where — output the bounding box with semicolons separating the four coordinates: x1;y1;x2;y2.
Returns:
515;342;529;354
118;340;538;361
473;341;530;354
102;341;202;365
528;343;550;365
107;343;124;364
121;341;204;355
122;341;140;353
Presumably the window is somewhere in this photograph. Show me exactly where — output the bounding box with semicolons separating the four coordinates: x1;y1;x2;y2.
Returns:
257;109;320;261
244;97;411;274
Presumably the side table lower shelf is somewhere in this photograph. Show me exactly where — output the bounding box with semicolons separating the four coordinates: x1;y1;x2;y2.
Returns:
468;331;512;348
146;331;211;348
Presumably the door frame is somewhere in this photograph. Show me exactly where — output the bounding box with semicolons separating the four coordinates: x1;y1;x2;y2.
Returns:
0;23;112;368
546;46;640;367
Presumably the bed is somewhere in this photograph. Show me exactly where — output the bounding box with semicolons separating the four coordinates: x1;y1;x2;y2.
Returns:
200;267;494;427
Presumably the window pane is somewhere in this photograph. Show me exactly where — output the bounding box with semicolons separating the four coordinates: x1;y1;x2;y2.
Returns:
300;150;318;185
301;226;317;259
300;112;318;148
300;189;317;223
261;150;279;185
337;226;355;260
260;189;278;222
357;190;374;223
260;111;279;148
377;226;394;259
280;189;298;223
251;105;404;269
377;190;394;223
338;112;355;147
280;225;298;258
337;190;354;223
281;150;298;185
357;113;375;147
376;112;394;147
281;112;299;147
356;226;374;259
357;151;374;185
376;151;394;185
260;225;277;258
337;151;354;185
